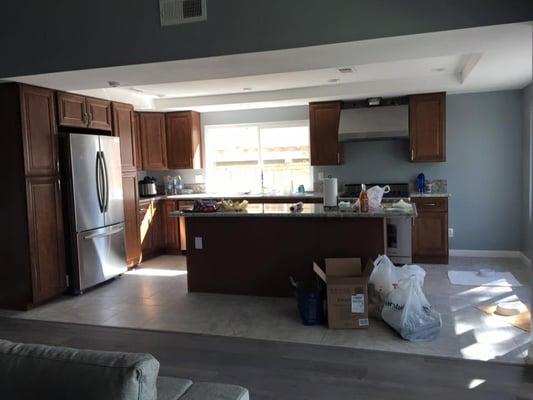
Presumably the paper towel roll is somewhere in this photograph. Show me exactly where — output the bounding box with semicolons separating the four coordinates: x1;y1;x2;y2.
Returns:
323;178;338;207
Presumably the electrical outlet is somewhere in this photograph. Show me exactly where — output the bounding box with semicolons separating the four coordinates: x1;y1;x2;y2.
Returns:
194;236;203;249
448;228;454;238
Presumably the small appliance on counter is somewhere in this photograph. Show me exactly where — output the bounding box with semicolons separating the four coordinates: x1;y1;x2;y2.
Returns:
139;176;158;197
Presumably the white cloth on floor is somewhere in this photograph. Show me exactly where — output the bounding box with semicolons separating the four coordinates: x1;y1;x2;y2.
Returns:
447;270;522;287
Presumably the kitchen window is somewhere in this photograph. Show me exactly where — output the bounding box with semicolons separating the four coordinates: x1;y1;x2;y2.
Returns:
204;122;312;194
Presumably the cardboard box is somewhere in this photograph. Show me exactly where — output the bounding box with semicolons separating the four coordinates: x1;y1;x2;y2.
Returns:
313;258;374;329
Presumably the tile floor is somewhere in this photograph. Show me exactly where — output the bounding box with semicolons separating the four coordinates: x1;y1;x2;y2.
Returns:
1;255;530;364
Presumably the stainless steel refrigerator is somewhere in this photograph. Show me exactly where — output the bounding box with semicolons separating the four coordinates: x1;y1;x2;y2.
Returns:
62;133;127;293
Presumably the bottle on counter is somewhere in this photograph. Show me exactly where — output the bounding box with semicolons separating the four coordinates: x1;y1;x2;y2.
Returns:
359;183;369;213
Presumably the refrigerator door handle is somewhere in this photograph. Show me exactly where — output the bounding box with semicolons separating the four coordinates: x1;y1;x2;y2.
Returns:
84;225;124;240
101;151;109;212
95;152;104;213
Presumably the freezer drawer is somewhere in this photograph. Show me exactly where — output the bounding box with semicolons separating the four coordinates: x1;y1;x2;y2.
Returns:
75;223;127;292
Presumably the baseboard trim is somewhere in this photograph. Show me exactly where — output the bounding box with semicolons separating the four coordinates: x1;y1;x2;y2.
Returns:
520;252;532;268
449;249;521;258
450;249;532;268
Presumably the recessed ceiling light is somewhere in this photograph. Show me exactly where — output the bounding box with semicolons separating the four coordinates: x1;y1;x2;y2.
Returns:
431;67;446;72
338;67;354;73
108;81;121;87
242;87;252;91
328;78;340;83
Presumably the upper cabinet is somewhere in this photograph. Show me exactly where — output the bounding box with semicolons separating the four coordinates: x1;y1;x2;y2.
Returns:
57;92;112;131
166;111;203;169
20;85;59;176
409;92;446;162
139;112;167;170
112;102;137;172
309;101;343;166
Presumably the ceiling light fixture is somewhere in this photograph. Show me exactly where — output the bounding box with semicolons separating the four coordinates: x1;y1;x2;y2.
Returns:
338;67;354;73
108;81;121;87
242;87;252;91
431;67;446;72
328;78;340;83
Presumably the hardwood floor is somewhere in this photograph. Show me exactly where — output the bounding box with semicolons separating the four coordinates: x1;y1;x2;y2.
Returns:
0;317;531;400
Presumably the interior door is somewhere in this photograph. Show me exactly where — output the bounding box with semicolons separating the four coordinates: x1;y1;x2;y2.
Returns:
69;133;104;232
99;136;125;226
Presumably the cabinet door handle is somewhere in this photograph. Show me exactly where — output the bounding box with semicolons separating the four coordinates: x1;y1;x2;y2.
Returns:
425;203;437;206
411;149;414;161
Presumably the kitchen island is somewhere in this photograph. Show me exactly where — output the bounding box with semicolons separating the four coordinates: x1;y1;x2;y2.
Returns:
173;203;416;297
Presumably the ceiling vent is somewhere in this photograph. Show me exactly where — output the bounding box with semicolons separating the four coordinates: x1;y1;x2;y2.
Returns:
159;0;207;26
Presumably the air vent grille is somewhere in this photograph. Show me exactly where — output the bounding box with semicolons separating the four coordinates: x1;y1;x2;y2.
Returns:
160;0;207;26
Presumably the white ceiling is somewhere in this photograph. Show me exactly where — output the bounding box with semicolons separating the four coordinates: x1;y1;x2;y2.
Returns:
9;23;532;112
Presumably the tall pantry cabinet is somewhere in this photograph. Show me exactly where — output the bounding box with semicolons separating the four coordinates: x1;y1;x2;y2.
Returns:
0;83;66;309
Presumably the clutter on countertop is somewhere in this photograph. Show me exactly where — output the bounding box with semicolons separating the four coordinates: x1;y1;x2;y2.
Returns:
323;177;338;207
447;270;522;287
359;184;369;212
289;202;304;212
495;301;527;316
366;185;390;210
192;199;220;212
220;199;248;211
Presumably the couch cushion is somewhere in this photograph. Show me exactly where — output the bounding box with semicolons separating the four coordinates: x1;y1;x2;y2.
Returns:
0;339;159;400
157;376;193;400
180;382;249;400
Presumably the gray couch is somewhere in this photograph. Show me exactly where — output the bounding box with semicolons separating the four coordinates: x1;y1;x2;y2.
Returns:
0;339;249;400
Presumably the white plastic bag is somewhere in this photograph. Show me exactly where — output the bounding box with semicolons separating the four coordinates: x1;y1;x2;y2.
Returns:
368;255;426;318
366;185;390;210
381;276;442;342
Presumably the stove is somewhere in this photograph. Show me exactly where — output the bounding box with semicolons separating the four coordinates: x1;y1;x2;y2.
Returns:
339;182;410;201
338;182;412;264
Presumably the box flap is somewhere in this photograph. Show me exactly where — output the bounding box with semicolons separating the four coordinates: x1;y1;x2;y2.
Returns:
325;258;362;277
313;262;327;283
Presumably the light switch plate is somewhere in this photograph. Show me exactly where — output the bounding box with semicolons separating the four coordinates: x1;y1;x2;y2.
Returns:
448;228;454;238
194;236;203;249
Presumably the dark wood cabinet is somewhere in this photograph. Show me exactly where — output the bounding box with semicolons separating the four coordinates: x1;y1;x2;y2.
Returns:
112;102;137;172
0;83;67;309
57;92;87;129
166;111;202;169
122;172;141;267
56;92;111;131
25;176;66;303
20;85;59;176
161;200;180;253
412;197;449;264
139;200;162;260
133;112;142;171
409;92;446;162
87;97;112;131
309;101;343;166
139;113;167;170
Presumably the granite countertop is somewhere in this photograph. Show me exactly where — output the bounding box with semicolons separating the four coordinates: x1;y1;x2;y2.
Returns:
139;192;323;203
410;192;451;198
172;203;417;218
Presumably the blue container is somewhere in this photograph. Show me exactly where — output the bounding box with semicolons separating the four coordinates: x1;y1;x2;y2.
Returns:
416;173;426;193
290;277;324;325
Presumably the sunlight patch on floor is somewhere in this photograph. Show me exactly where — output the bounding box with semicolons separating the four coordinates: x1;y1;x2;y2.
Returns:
125;268;187;277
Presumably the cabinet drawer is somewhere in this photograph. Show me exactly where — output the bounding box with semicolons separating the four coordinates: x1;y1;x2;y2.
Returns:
412;197;447;212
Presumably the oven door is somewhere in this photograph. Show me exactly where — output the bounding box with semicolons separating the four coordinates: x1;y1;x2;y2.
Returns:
386;217;412;264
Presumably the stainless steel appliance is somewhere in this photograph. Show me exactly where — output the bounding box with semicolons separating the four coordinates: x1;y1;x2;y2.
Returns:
62;133;127;293
340;182;412;264
139;176;158;197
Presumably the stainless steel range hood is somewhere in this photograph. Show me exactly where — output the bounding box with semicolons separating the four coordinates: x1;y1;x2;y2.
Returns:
338;104;409;141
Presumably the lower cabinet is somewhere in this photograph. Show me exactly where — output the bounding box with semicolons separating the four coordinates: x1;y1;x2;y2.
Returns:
122;172;141;267
161;200;180;253
139;200;162;260
412;197;449;264
25;176;67;304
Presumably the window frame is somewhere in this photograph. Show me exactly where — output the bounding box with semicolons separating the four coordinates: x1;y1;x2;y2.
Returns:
203;120;313;194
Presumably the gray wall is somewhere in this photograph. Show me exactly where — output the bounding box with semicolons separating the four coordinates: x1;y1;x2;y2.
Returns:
522;84;533;260
1;1;533;77
191;90;525;251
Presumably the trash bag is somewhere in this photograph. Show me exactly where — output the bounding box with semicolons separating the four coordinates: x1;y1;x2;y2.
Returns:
368;255;426;299
381;276;442;341
366;185;390;210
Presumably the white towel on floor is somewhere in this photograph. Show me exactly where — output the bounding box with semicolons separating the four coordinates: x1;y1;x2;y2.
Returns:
447;270;522;287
